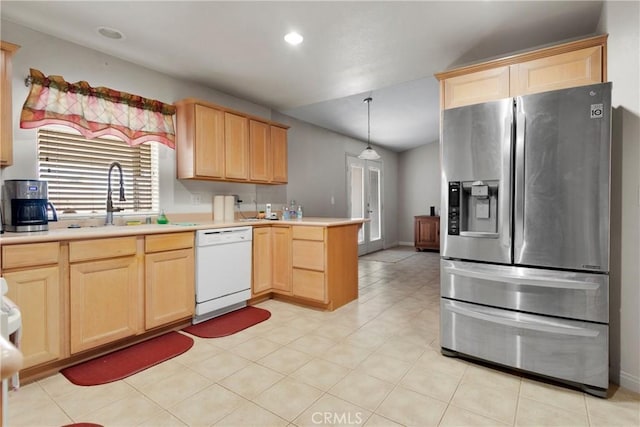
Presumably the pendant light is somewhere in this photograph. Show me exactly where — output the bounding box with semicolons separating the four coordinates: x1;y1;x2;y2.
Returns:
358;97;381;160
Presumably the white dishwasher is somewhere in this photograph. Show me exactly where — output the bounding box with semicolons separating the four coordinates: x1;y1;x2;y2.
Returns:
194;226;252;324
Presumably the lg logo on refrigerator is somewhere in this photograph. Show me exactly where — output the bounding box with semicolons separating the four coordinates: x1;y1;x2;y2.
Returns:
590;103;604;119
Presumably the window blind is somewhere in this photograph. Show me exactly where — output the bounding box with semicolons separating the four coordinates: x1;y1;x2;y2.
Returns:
38;129;159;214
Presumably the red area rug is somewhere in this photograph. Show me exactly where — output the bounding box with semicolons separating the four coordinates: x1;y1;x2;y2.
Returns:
183;306;271;338
61;331;193;386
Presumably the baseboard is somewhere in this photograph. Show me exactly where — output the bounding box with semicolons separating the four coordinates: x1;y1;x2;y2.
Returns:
398;241;414;246
383;241;399;249
619;370;640;393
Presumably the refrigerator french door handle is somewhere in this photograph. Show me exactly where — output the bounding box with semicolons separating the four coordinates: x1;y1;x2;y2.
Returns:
514;101;526;260
446;302;600;337
443;265;599;290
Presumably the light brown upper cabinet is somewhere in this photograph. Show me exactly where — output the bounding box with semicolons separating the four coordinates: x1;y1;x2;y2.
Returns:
224;112;249;180
1;41;19;167
249;121;289;183
249;119;271;182
509;46;602;96
175;98;289;184
270;125;288;183
176;102;225;179
442;66;510;110
436;34;607;109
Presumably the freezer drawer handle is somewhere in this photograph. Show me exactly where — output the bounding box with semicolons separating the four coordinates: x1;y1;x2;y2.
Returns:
459;231;499;239
447;303;599;337
444;265;599;291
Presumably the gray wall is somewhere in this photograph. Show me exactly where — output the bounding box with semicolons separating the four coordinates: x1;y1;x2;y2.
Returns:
272;112;399;248
397;141;441;245
599;0;640;393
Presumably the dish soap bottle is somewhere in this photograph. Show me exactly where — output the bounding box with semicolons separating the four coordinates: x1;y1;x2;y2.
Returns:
156;209;169;224
297;205;303;220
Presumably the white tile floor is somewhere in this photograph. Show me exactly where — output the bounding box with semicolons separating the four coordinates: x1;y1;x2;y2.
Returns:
7;248;640;426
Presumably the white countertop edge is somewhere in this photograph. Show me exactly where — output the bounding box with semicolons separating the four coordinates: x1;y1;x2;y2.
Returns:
0;218;367;244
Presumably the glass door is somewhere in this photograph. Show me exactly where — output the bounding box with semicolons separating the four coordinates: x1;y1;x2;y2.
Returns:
347;155;383;255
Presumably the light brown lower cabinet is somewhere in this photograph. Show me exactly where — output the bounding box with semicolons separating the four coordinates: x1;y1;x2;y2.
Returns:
3;266;61;368
252;227;273;295
69;237;140;354
251;224;359;309
69;255;140;354
291;268;326;302
252;226;291;295
144;233;194;329
271;226;291;292
1;232;197;381
1;242;62;369
291;226;327;303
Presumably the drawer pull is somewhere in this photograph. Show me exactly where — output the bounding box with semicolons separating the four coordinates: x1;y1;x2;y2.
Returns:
446;302;599;337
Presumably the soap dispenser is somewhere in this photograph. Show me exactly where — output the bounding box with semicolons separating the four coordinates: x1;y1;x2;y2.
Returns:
156;209;169;224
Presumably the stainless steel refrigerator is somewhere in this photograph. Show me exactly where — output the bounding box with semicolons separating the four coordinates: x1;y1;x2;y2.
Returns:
440;82;611;397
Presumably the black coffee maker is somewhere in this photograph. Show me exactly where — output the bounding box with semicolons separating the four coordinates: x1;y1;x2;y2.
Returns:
1;180;58;232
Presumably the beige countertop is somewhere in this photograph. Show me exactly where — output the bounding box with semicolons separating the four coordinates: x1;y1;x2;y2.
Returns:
0;217;366;245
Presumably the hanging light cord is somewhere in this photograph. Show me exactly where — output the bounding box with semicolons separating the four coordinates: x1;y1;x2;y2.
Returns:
364;97;372;148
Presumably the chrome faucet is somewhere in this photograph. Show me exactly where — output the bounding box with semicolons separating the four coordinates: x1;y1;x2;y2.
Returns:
105;161;126;225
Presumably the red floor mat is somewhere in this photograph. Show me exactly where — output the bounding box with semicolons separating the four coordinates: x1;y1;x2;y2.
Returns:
61;331;193;386
183;306;271;338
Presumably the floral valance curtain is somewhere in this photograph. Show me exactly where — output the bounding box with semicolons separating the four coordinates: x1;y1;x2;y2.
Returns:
20;68;177;148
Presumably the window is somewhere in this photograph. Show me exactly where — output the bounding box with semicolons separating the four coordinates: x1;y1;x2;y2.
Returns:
38;129;159;215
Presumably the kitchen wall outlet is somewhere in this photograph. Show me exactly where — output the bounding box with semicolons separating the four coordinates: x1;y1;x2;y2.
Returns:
331;196;335;205
191;193;202;205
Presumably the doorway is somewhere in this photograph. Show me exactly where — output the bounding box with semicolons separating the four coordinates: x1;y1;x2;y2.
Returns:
347;155;384;255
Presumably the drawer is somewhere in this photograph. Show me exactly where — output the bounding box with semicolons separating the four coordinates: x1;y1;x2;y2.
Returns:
440;298;608;390
292;268;325;302
2;242;60;269
69;236;137;262
292;226;324;241
145;232;194;253
440;259;608;323
292;240;324;271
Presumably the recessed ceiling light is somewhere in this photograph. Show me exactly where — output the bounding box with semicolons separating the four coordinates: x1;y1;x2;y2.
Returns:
284;32;303;46
97;26;124;40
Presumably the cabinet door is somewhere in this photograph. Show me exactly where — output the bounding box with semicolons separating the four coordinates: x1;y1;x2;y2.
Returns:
195;104;225;178
272;227;291;292
224;112;249;180
1;42;19;166
443;66;510;109
145;248;194;329
249;120;271;182
4;267;61;368
510;46;602;96
252;227;272;295
415;217;440;250
271;125;288;183
70;256;139;354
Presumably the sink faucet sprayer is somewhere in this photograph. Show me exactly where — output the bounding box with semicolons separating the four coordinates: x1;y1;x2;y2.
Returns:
105;161;126;225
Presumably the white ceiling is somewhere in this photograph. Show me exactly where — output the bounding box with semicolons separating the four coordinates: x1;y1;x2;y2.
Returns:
1;1;603;152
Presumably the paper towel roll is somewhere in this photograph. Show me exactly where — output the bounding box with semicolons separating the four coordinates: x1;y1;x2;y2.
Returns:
213;195;225;222
224;195;236;222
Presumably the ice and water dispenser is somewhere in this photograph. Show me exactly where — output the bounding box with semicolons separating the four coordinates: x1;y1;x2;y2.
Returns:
447;180;499;236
